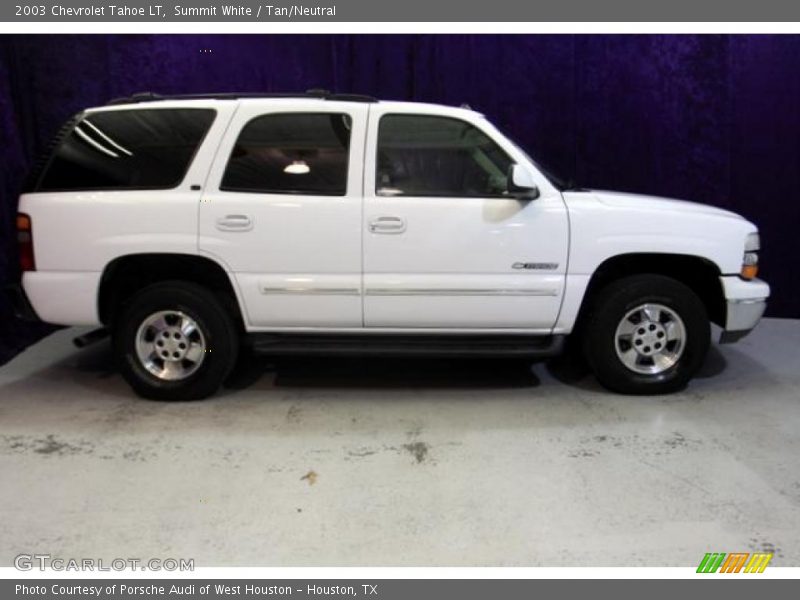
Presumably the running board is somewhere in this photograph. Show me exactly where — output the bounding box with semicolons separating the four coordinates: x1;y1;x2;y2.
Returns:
248;333;566;358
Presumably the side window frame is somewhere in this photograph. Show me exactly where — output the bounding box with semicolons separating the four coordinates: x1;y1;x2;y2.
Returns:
374;113;515;200
219;111;354;197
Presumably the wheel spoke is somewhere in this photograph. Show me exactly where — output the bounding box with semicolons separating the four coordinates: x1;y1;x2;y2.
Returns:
665;320;680;341
642;305;662;323
652;353;674;372
153;360;169;379
619;347;639;369
616;317;637;338
161;360;185;380
184;342;204;364
180;315;198;339
136;339;154;360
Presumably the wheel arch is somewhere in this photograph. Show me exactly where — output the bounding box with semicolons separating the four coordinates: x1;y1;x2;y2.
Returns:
98;253;245;328
576;252;726;328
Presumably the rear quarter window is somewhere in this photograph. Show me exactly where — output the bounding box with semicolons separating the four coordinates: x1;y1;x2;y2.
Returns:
35;108;216;192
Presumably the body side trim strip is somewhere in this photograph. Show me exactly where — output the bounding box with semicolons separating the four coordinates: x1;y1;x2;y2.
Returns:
260;287;361;296
365;288;558;297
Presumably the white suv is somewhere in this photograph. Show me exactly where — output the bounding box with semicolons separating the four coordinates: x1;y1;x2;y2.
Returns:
8;91;770;400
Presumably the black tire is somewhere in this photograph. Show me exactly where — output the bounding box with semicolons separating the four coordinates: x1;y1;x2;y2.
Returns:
582;275;710;395
113;281;239;400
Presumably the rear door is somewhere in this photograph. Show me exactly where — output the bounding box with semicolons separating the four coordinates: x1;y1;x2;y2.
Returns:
198;100;368;328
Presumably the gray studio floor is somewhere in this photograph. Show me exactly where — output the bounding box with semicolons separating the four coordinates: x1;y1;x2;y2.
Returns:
0;318;798;567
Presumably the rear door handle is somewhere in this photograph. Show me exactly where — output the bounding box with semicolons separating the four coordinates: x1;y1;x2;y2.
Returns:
369;216;406;234
216;214;253;232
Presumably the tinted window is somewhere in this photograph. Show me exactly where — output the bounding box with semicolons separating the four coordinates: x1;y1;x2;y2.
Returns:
377;115;513;198
38;109;215;191
221;113;351;196
22;112;82;193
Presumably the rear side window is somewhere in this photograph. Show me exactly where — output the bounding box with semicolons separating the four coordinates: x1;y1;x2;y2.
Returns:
36;108;215;192
377;114;512;198
221;113;351;196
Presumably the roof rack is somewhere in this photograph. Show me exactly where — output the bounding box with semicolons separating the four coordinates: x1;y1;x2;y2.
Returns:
107;89;379;105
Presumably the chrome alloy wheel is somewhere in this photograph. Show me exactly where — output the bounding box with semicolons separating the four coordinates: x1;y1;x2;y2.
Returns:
135;310;206;381
614;303;686;375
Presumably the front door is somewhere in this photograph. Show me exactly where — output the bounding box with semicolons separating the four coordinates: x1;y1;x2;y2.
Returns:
362;109;568;330
199;101;367;328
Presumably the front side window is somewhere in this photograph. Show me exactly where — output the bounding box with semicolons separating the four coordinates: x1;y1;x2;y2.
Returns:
221;113;352;196
376;115;513;198
38;108;215;191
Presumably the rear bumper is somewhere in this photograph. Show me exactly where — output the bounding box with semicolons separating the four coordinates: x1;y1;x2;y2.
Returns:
719;276;769;343
20;271;102;326
4;283;41;321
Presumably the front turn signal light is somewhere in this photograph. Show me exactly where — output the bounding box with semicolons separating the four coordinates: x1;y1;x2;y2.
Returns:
740;264;759;280
741;251;759;280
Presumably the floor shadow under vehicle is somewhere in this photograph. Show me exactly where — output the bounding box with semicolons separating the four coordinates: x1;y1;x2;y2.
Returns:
1;329;747;401
225;350;542;391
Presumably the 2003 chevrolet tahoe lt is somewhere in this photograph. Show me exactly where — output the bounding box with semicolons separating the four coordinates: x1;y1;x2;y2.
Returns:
7;91;770;399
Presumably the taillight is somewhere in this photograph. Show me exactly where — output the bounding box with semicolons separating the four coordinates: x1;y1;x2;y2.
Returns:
16;213;35;272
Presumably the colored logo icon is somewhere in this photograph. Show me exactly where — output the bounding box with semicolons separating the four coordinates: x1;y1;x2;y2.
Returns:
697;552;773;573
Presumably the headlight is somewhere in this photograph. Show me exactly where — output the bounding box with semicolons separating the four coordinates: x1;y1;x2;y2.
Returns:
741;232;760;280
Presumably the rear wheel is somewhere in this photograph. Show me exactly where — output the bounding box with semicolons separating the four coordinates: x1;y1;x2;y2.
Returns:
113;282;239;400
582;275;710;394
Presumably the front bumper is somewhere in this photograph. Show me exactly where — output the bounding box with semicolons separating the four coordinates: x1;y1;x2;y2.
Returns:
4;282;41;321
719;276;769;343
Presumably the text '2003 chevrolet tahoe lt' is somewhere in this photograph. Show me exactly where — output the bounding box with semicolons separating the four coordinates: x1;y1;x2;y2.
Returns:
8;91;770;400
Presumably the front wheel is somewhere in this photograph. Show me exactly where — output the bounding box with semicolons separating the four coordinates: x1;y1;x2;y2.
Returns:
582;275;710;395
113;282;239;400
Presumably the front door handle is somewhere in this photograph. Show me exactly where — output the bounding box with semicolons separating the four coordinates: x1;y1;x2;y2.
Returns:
216;214;253;232
369;216;406;234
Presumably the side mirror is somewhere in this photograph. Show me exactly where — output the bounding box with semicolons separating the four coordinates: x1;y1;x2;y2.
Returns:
507;164;539;200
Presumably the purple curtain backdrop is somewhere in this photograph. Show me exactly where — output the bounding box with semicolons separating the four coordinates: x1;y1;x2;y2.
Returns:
1;34;798;364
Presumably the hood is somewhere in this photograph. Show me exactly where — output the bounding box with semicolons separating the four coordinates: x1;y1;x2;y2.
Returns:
567;189;744;221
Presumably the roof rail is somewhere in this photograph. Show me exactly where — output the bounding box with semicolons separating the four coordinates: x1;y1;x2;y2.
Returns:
106;89;379;105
